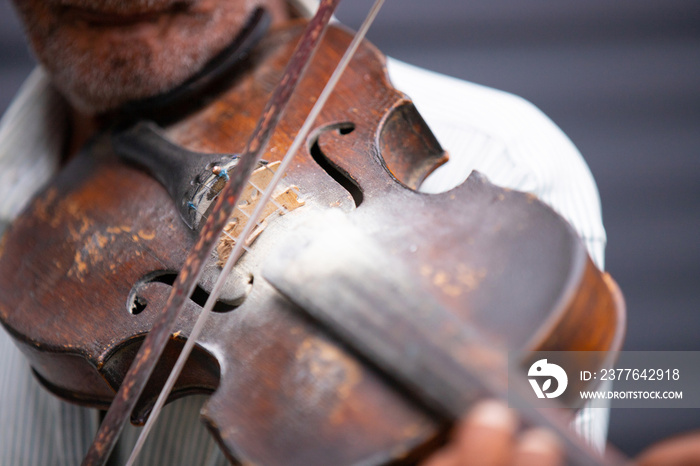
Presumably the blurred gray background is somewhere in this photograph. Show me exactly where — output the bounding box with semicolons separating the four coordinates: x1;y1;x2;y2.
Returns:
2;0;699;458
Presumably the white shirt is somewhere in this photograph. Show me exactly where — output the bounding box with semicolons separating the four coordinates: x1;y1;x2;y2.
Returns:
0;59;608;464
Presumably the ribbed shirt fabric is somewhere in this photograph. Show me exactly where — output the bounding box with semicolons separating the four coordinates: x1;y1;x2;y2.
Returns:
0;59;609;465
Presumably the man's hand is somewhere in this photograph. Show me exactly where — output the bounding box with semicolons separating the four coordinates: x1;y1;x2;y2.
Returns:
635;430;700;466
422;400;700;466
422;401;563;466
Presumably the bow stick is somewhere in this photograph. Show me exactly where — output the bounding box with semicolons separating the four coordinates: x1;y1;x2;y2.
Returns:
82;1;342;464
126;1;387;463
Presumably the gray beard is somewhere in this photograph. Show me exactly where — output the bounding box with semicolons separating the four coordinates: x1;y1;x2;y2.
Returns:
16;0;271;114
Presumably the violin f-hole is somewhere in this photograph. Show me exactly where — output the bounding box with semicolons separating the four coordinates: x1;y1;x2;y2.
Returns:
309;122;364;207
127;271;242;315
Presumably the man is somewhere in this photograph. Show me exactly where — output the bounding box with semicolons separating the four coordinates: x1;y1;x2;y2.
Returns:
1;0;688;464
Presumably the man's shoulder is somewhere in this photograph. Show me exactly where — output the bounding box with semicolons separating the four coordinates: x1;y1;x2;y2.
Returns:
384;58;589;195
0;68;65;230
386;58;557;143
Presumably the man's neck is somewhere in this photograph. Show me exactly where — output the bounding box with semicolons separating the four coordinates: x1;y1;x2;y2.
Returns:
66;108;99;163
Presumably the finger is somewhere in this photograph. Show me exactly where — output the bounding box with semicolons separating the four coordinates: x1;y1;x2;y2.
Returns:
635;431;700;466
512;428;563;466
454;400;518;466
421;446;461;466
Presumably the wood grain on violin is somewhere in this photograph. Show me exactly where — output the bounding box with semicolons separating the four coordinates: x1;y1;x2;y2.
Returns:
0;20;624;466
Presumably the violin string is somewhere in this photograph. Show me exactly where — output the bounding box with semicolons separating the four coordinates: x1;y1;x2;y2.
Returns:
126;1;386;463
184;147;300;258
188;208;261;253
193;166;295;220
220;230;252;252
187;178;291;247
247;179;291;215
234;206;251;218
189;209;265;253
194;175;224;195
193;161;303;217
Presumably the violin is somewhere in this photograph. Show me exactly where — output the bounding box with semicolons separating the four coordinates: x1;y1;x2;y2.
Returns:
0;2;625;464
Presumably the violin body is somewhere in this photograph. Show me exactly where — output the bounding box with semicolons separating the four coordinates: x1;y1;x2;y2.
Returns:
0;22;624;465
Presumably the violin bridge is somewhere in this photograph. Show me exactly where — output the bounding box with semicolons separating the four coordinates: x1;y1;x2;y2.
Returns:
216;161;304;266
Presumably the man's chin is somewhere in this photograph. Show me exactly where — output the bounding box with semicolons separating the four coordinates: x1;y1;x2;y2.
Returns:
14;0;282;115
47;53;202;115
47;61;196;115
38;17;229;114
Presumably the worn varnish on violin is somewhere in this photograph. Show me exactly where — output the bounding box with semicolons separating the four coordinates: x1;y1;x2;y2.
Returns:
0;17;624;466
